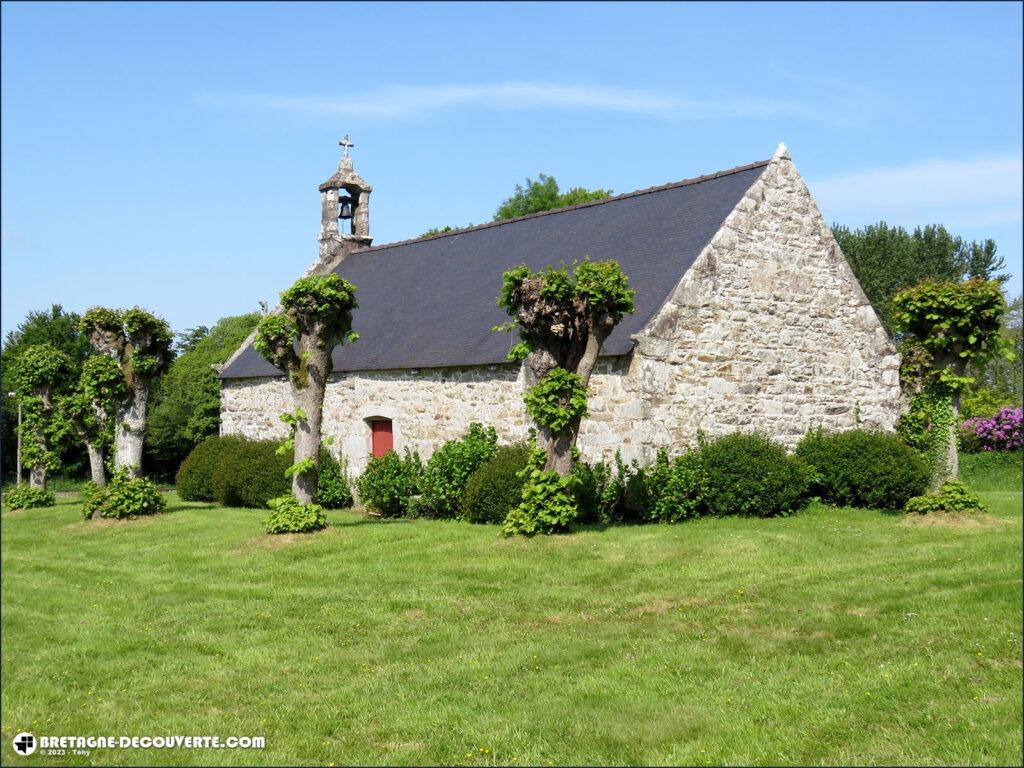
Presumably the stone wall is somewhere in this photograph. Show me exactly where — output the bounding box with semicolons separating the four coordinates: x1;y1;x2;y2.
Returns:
627;144;902;454
220;144;902;473
220;359;646;475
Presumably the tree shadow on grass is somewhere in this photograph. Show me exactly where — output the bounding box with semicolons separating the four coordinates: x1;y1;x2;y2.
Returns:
328;515;412;529
161;500;219;515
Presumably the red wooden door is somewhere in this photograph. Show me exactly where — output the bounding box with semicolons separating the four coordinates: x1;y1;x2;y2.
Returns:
370;419;393;458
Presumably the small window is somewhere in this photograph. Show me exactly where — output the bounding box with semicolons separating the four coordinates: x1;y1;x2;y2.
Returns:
370;419;393;458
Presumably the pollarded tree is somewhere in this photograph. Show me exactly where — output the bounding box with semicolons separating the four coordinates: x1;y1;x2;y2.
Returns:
498;259;635;475
10;344;73;488
53;356;125;486
79;307;174;476
254;274;359;505
893;278;1011;489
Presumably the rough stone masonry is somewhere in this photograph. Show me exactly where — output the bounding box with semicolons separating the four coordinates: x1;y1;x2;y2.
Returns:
220;143;902;476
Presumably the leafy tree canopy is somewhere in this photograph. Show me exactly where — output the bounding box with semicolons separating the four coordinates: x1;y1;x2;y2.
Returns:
495;174;613;221
254;274;359;385
9;343;74;398
420;174;612;236
893;278;1011;395
2;304;91;361
79;306;175;383
832;222;1008;334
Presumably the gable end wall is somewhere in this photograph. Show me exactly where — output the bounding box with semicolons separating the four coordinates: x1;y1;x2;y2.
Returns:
626;147;903;455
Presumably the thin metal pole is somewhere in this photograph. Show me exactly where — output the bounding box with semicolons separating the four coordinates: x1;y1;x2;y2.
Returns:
16;399;22;486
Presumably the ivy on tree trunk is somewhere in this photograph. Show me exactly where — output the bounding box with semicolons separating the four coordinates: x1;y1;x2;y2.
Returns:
9;344;72;490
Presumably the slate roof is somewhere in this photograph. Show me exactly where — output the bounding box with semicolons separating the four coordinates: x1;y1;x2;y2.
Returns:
220;159;769;379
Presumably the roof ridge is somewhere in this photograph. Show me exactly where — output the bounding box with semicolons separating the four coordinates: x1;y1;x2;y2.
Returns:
355;158;771;254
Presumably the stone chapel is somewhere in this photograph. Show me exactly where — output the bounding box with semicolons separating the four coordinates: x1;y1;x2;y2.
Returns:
218;141;902;474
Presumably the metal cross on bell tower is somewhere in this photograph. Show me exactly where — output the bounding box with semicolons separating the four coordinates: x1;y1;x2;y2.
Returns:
339;135;354;159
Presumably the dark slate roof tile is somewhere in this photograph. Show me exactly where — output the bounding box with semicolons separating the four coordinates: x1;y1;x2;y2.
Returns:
221;159;768;379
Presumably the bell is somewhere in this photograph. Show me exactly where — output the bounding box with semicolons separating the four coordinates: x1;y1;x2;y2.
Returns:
339;196;355;220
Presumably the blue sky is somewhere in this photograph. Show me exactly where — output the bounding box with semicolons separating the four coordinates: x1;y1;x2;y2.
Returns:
2;1;1021;336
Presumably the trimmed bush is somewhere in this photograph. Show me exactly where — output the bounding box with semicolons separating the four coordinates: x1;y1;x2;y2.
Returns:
355;449;423;517
179;436;354;509
83;470;165;520
795;428;929;510
904;481;986;515
463;443;532;524
700;432;810;518
420;423;498;518
2;484;56;510
317;450;353;509
210;438;290;508
264;494;327;534
176;435;246;501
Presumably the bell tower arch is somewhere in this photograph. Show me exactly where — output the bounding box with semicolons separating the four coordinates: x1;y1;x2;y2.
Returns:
317;135;372;267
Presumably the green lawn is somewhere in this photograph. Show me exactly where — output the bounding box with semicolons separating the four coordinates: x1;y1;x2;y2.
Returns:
2;459;1021;766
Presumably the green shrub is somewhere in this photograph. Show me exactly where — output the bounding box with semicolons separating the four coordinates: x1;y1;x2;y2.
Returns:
264;494;327;534
572;456;626;525
209;438;290;508
176;435;245;501
700;433;810;518
617;449;707;523
795;428;929;510
316;449;353;509
181;436;354;509
622;451;668;521
502;463;578;536
420;423;498;518
652;451;707;522
83;470;165;520
355;449;423;517
463;443;532;524
904;481;987;515
2;484;56;510
960;387;1013;420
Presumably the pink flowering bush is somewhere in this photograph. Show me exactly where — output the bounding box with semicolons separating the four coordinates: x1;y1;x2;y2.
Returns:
960;407;1023;452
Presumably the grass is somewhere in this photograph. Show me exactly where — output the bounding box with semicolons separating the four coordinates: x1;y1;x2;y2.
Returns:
2;455;1021;766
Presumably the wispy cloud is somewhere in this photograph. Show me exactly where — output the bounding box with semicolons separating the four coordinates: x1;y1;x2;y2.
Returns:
196;81;833;122
810;155;1024;230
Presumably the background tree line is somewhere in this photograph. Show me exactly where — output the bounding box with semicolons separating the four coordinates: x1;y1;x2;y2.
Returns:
1;308;259;484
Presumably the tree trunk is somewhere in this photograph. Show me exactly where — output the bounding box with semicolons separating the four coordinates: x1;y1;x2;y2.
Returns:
538;425;577;475
114;382;148;477
87;442;107;487
929;391;961;491
28;419;47;489
29;463;46;489
289;339;331;505
291;385;324;504
527;326;607;477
